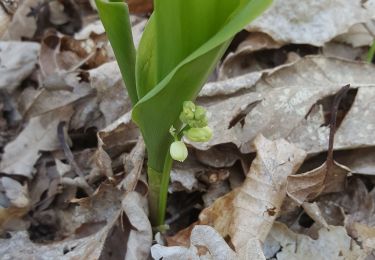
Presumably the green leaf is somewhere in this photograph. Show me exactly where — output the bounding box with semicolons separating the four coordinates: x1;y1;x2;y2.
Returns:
133;0;273;172
95;0;138;105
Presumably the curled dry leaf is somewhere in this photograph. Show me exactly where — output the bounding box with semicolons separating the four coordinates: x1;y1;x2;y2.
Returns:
118;136;146;191
193;57;375;156
335;22;375;47
152;225;237;260
0;41;40;93
97;111;139;158
247;0;375;46
0;106;74;177
219;32;283;79
287;161;350;204
198;135;306;253
264;222;366;259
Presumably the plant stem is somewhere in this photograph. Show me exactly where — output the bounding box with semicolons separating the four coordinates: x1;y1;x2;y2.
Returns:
147;154;173;227
367;39;375;63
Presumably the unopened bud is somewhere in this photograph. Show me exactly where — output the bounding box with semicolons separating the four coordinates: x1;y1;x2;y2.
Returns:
184;126;213;142
170;141;188;162
194;106;206;120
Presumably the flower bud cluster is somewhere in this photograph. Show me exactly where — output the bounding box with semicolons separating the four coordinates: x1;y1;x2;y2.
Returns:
170;101;213;162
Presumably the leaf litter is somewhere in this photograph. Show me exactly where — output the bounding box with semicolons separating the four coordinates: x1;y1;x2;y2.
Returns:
1;0;375;259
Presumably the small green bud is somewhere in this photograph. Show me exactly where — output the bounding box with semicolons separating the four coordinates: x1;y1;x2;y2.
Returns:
194;106;206;120
189;117;208;128
170;141;188;162
179;110;194;124
183;101;195;112
184;126;213;142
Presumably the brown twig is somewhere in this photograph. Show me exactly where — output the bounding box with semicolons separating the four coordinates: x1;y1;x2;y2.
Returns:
57;121;94;195
326;84;350;173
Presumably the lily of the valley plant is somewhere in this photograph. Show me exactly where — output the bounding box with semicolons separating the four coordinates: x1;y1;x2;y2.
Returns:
96;0;272;227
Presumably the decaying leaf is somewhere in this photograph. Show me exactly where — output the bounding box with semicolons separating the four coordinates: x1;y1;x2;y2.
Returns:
0;177;30;231
198;135;306;254
247;0;375;46
0;106;73;177
264;222;366;259
97;111;139;158
1;0;40;40
152;225;237;260
118;136;146;191
192;57;375;156
0;41;40;92
287;161;350;204
219;32;283;79
121;191;152;260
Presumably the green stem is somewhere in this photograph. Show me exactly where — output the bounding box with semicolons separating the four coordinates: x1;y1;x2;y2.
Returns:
367;39;375;63
147;154;173;227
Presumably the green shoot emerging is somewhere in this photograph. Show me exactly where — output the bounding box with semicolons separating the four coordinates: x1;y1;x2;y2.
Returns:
96;0;272;227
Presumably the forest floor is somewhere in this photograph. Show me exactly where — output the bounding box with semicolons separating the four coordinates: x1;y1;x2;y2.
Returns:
0;0;375;259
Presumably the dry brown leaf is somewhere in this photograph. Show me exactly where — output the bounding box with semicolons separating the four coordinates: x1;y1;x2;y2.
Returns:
335;22;375;47
0;106;73;177
247;0;375;45
219;32;283;79
121;191;152;260
1;188;151;259
0;41;40;93
198;135;306;253
322;42;366;61
127;0;153;14
1;0;40;40
287;161;350;204
335;148;375;175
152;225;237;260
97;111;139;158
264;222;366;259
0;177;30;231
192;56;375;155
119;136;146;191
351;222;375;255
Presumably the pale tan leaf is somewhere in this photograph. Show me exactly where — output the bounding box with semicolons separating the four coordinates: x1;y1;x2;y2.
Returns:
193;57;375;155
265;222;366;260
151;225;237;260
122;191;152;260
0;41;40;92
199;135;306;252
287;161;350;204
0;106;73;177
247;0;375;45
1;0;40;40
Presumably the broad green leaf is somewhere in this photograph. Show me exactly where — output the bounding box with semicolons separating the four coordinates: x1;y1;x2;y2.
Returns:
133;0;273;172
96;0;138;105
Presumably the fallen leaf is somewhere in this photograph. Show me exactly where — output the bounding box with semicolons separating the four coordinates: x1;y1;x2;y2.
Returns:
127;0;153;14
97;111;139;158
0;41;40;93
192;57;375;155
247;0;375;46
151;225;237;260
264;222;366;259
121;191;152;260
1;0;40;40
219;32;283;79
198;135;306;253
287;161;350;204
335;22;375;47
0;106;73;177
118;136;146;191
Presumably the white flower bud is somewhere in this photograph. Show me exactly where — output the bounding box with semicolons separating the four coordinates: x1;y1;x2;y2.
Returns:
170;141;188;162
